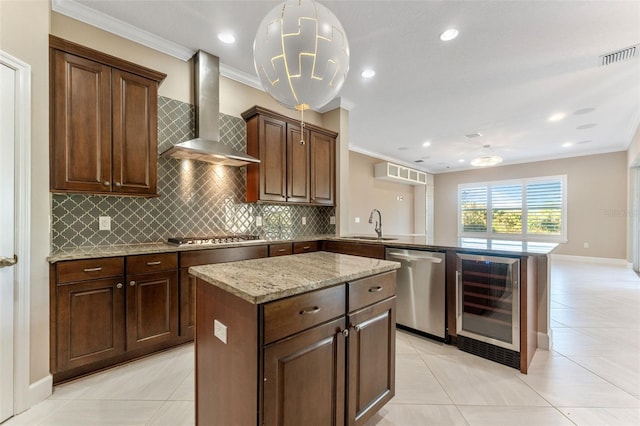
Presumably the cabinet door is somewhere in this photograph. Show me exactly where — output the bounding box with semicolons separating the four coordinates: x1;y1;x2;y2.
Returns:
179;269;196;339
347;297;396;426
287;123;310;203
310;131;335;205
112;69;158;195
263;317;346;426
51;50;112;192
56;278;125;371
259;115;288;202
126;270;179;350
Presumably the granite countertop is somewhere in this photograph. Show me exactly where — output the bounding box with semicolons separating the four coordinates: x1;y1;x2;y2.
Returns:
48;234;557;263
189;251;400;304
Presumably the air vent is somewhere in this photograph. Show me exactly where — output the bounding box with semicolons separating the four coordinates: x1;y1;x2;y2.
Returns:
464;132;483;139
600;45;637;66
414;159;424;163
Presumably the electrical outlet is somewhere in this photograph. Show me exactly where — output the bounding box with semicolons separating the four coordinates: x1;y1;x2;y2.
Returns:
256;216;262;226
355;217;360;223
397;195;404;201
214;319;227;344
583;242;589;249
330;216;336;225
99;216;111;231
302;216;306;225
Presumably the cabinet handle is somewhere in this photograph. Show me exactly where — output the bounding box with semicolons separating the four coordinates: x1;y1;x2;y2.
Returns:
83;267;102;272
353;324;362;332
341;329;349;337
299;306;320;315
302;246;310;250
103;181;110;186
116;283;123;289
299;140;305;145
115;182;122;187
129;280;136;286
146;261;162;266
277;248;286;253
368;286;383;293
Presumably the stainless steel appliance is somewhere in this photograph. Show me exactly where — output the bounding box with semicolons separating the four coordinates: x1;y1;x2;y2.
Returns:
167;235;264;247
385;248;446;339
456;253;520;368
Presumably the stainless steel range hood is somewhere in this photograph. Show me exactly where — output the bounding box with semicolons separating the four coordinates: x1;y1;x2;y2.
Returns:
160;50;260;166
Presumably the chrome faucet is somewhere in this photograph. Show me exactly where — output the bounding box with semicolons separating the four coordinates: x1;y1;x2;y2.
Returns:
368;209;383;238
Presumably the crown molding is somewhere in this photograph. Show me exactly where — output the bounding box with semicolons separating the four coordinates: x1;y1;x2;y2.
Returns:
219;63;263;91
317;96;355;113
348;144;433;174
51;0;194;61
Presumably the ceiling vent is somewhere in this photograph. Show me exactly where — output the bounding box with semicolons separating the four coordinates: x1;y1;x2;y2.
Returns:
414;159;424;163
464;132;483;139
600;45;638;66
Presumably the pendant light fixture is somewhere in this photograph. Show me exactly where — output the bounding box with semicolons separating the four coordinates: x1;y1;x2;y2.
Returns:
253;0;350;113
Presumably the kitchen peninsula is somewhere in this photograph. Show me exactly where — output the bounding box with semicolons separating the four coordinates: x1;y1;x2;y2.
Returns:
189;252;400;426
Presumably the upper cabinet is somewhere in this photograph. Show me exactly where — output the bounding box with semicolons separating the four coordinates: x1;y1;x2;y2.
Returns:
49;36;166;197
242;106;337;206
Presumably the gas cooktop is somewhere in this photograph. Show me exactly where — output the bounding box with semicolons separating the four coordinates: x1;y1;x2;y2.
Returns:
167;235;265;247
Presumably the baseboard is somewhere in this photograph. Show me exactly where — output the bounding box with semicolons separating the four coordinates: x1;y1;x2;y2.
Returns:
537;330;552;351
28;374;52;408
551;254;630;267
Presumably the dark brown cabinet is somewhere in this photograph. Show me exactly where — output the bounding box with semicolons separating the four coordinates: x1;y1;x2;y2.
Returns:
53;257;125;374
178;245;268;339
243;106;337;205
125;253;179;350
322;240;386;260
268;242;293;257
51;252;178;383
49;36;165;196
195;270;397;426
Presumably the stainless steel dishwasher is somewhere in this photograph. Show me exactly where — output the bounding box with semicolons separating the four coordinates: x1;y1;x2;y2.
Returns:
385;248;446;340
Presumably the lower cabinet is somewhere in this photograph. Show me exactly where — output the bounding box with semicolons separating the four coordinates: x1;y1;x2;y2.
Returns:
51;253;179;383
195;270;397;426
55;277;126;372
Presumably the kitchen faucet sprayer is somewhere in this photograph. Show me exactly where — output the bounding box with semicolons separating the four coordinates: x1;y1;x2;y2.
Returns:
368;209;383;238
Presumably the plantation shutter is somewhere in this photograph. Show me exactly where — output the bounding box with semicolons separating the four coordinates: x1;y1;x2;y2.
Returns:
526;180;563;236
491;184;523;234
460;186;487;232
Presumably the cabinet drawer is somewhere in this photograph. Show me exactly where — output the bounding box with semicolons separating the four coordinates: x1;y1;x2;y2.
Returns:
348;271;397;312
127;252;177;274
263;284;346;344
180;245;268;268
57;257;124;284
293;241;319;254
269;243;293;257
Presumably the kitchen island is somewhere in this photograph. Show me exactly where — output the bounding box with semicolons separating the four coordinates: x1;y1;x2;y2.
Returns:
189;252;400;426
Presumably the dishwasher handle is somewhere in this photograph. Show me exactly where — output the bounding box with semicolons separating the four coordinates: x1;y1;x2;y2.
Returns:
387;252;443;263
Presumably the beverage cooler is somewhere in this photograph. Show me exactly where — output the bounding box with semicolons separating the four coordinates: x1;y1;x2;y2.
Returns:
456;253;520;369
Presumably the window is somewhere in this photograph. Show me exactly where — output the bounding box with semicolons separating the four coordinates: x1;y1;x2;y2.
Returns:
458;176;566;242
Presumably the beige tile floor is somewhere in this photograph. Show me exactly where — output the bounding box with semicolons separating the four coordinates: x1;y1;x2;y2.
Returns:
5;258;640;425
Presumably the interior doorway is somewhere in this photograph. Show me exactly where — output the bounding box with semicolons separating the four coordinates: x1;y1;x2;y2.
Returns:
0;49;32;421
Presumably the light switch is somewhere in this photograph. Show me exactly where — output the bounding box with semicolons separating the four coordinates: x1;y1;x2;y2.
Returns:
302;217;306;225
330;216;336;225
256;216;262;226
355;217;360;223
214;319;227;344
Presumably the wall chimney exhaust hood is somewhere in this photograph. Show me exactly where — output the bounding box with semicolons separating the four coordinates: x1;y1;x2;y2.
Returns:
160;50;260;166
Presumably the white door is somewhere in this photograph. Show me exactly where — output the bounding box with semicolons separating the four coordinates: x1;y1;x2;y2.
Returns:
0;60;17;423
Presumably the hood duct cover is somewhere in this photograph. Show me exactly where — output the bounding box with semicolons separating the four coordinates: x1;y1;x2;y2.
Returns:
160;51;260;166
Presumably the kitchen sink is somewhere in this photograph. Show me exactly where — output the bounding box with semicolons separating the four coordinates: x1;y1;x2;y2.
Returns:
349;236;398;241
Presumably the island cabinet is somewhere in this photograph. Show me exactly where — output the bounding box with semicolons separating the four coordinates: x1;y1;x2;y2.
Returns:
49;35;166;196
193;253;398;426
322;240;386;260
242;106;337;205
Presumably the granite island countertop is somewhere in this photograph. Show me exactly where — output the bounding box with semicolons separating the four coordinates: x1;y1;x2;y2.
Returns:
188;251;400;304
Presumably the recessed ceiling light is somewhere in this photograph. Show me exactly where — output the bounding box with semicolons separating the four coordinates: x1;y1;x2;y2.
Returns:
458;159;465;163
548;112;566;122
218;32;236;44
440;29;459;41
361;69;375;78
422;141;431;147
562;142;573;148
574;107;595;115
576;123;597;130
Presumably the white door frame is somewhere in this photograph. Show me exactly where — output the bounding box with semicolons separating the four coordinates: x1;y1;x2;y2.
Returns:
1;50;32;416
633;166;640;272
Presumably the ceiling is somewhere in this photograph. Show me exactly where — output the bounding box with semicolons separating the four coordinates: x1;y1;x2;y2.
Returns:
54;0;640;174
